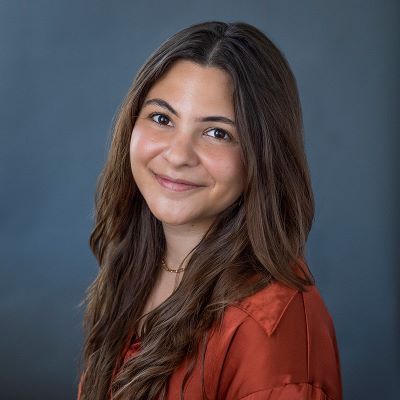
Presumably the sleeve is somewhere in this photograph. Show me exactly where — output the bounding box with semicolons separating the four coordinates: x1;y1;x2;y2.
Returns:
217;313;335;400
237;383;331;399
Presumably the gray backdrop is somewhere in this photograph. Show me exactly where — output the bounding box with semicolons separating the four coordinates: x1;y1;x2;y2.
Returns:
1;1;398;399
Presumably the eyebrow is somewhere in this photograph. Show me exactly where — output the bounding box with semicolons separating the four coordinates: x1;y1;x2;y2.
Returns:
143;98;236;126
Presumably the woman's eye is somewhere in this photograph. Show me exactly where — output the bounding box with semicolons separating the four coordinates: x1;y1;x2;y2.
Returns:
148;113;233;142
206;128;232;142
149;113;172;126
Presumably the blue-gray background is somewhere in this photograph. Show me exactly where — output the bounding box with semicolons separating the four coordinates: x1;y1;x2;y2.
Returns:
1;1;398;399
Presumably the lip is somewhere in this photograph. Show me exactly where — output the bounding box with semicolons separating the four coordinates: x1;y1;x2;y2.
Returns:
153;173;204;192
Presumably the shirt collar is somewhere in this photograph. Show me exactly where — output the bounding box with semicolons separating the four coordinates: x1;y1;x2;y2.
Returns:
235;280;299;336
234;260;311;336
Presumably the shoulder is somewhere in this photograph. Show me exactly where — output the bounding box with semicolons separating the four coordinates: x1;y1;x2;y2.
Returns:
233;278;337;340
204;280;342;400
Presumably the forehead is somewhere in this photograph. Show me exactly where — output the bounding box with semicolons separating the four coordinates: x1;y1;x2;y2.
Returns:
145;60;235;114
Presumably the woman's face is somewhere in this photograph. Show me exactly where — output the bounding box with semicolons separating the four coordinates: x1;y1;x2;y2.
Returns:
129;59;245;228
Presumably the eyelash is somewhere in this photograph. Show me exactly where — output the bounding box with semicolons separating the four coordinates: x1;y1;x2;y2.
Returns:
148;112;233;142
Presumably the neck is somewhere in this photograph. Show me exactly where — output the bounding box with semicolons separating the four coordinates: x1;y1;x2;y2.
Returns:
162;219;214;269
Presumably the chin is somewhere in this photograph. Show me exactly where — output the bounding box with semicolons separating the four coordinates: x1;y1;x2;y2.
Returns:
157;216;194;226
148;207;192;226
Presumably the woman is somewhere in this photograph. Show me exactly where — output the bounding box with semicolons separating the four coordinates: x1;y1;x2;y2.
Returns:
77;21;343;400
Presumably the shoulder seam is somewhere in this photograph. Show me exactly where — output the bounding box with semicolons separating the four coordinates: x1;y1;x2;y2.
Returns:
301;291;310;381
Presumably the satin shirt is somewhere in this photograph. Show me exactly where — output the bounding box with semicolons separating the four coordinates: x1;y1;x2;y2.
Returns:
78;277;342;399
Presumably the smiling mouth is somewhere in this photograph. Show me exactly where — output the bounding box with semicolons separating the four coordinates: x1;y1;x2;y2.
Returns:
153;173;204;192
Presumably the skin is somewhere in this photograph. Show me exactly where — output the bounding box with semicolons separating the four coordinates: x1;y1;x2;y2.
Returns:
129;59;245;282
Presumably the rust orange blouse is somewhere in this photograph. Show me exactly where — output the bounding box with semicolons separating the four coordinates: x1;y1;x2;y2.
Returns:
78;278;342;399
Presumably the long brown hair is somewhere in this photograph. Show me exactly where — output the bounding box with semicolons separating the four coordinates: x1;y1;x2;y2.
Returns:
78;20;315;400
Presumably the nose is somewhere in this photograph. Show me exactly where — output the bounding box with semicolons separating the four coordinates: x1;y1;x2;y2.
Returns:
162;130;200;168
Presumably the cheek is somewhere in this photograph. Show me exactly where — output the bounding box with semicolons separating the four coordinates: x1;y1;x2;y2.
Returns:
130;128;160;166
207;148;245;186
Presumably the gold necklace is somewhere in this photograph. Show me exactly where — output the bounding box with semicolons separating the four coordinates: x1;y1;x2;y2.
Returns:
161;256;186;273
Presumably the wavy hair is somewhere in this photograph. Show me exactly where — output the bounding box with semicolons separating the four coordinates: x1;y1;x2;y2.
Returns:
78;20;315;400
